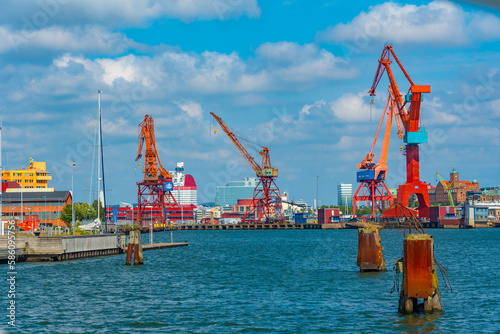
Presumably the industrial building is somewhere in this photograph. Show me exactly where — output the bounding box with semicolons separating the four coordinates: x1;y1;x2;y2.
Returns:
337;183;353;209
1;158;52;189
1;188;72;227
215;177;261;207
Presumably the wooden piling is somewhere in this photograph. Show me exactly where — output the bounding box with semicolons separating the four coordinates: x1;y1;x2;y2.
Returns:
126;230;143;266
357;227;386;272
137;232;143;265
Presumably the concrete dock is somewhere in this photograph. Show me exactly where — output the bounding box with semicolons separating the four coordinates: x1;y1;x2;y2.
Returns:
142;242;188;250
0;234;188;263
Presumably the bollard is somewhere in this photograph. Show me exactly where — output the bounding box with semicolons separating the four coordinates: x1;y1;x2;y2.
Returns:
398;233;441;313
357;227;386;272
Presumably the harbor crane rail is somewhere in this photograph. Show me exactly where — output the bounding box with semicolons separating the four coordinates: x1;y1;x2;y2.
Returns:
210;112;285;223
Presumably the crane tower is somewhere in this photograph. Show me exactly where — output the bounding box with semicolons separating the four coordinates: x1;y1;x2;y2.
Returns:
211;112;286;223
135;114;178;225
368;46;431;218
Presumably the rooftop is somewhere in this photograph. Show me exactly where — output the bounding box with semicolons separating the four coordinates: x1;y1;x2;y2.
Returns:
3;191;71;202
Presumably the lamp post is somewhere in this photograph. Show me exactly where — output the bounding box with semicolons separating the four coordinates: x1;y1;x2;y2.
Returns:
316;175;319;212
72;161;75;235
20;187;23;232
42;195;46;230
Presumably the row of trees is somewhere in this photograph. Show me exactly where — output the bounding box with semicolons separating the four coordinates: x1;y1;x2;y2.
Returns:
60;200;105;223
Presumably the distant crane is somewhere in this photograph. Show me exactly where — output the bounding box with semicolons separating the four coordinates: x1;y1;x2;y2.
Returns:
368;45;431;218
436;172;455;207
210;112;286;223
135;114;177;225
353;86;397;218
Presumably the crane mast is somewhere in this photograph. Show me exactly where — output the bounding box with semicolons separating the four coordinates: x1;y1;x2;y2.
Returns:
369;45;431;218
210;112;284;223
135;114;177;225
353;87;395;218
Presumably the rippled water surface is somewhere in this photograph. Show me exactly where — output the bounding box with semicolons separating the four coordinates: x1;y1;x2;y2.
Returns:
2;228;499;333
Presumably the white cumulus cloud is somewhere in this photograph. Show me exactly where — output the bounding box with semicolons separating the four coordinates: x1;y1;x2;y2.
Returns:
317;0;500;46
0;0;261;27
0;25;135;54
46;42;356;94
175;101;204;120
330;92;380;122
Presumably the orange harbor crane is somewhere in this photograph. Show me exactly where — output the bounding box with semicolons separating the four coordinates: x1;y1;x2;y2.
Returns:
353;86;397;218
135;114;178;225
210;112;286;223
368;45;431;218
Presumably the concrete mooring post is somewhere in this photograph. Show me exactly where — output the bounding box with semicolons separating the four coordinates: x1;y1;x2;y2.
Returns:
125;230;144;266
398;233;442;313
357;227;386;272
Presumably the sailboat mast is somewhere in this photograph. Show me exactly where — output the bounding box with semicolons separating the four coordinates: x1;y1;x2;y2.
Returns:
97;90;101;222
99;98;107;232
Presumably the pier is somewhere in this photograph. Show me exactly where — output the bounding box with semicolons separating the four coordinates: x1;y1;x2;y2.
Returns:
0;234;188;263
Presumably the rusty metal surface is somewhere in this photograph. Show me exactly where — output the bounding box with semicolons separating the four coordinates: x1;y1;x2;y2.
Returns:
404;234;433;298
357;228;385;271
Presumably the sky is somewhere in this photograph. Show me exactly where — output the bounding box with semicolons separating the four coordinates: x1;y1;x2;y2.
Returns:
0;0;499;207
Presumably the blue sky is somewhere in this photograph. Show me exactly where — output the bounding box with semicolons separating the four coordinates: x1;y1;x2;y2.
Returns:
0;0;499;206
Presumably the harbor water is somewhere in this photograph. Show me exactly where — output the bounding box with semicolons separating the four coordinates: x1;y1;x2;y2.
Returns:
2;228;499;333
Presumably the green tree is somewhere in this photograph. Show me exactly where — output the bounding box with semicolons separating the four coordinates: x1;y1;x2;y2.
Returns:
92;200;105;219
61;203;96;223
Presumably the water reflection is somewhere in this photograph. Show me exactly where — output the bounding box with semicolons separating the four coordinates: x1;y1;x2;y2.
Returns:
394;312;444;333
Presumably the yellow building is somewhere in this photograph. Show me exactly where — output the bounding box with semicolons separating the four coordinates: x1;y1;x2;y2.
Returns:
2;158;52;189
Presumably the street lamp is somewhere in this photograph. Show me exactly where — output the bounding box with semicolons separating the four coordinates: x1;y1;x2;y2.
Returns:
72;161;75;235
43;195;46;230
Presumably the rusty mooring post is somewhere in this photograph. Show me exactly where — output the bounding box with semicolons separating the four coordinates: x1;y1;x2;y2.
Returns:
357;227;386;272
135;231;143;265
125;230;143;266
398;233;441;313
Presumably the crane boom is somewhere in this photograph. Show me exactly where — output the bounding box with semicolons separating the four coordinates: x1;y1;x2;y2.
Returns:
210;112;265;176
368;45;430;134
135;114;172;182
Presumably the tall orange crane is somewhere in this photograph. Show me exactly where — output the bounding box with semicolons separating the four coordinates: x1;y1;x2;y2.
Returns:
210;112;285;223
135;114;177;225
353;87;396;218
368;45;431;218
